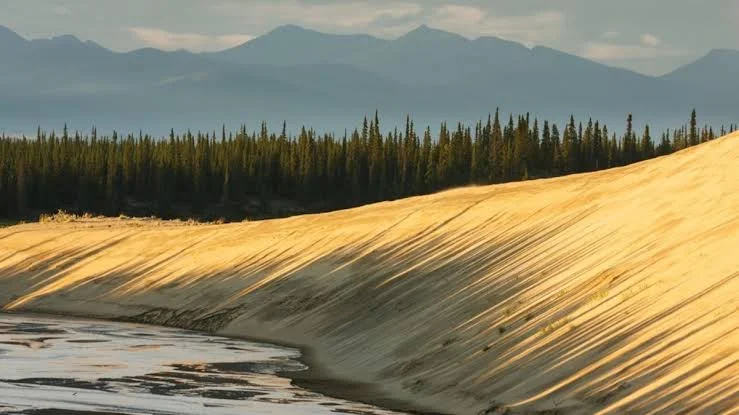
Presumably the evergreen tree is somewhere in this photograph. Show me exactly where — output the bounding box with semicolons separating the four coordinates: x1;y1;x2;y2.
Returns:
551;124;562;173
540;121;553;175
16;154;27;217
640;125;653;160
489;109;504;183
0;110;726;222
689;109;699;146
105;132;121;215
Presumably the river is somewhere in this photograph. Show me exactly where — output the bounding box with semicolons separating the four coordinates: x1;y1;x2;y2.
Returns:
0;313;404;415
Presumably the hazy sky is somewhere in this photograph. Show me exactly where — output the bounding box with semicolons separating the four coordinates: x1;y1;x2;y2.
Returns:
2;0;738;75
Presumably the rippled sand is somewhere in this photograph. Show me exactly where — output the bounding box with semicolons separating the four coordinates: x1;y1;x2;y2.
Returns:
1;132;738;414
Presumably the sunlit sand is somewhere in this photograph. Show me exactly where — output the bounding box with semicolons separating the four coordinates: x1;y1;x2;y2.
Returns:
1;132;737;414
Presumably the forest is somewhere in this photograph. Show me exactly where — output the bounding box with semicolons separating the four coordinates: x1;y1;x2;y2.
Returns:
0;110;735;221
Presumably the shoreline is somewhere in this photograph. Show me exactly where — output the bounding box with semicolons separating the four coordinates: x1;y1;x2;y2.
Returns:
284;346;449;415
243;335;449;415
0;309;448;415
1;135;737;415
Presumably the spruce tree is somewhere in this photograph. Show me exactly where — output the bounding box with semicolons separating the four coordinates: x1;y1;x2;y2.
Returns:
689;109;699;146
640;125;653;160
0;110;726;222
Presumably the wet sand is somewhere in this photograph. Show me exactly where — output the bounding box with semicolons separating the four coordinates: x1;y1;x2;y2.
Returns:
271;342;448;415
0;313;408;415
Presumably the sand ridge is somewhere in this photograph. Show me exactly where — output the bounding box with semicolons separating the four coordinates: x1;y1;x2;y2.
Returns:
1;132;738;414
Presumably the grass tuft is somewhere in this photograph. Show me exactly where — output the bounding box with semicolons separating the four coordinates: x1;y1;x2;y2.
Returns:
39;210;91;223
540;317;571;336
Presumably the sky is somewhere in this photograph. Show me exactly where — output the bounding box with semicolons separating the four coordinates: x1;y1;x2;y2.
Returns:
2;0;738;76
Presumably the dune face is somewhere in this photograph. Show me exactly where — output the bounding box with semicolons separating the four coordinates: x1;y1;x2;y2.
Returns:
1;133;738;414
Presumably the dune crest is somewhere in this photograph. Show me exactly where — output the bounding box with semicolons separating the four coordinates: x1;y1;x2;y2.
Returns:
1;132;737;414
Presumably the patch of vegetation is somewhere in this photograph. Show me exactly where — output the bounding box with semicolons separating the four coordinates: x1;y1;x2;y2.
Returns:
540;317;572;336
39;210;95;223
36;209;226;226
555;289;569;299
620;283;650;303
587;288;610;305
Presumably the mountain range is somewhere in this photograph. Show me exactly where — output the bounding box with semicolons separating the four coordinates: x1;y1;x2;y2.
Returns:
1;24;737;135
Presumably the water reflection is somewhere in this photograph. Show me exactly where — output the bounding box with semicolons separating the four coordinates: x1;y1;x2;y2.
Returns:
0;314;403;415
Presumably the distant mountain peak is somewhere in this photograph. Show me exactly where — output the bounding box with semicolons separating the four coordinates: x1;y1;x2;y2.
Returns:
661;46;739;84
30;33;84;46
268;24;319;36
400;25;469;42
273;24;306;31
275;23;311;32
51;34;82;44
214;23;386;66
264;24;379;41
26;33;110;53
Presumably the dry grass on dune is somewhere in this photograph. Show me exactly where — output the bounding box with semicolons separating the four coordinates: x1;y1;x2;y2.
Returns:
0;132;737;414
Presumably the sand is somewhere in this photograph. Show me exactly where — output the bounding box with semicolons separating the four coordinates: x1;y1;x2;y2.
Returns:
1;132;737;414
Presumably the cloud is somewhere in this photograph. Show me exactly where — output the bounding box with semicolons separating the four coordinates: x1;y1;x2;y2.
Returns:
426;5;565;45
217;34;255;47
52;5;71;16
432;4;487;25
582;42;688;61
640;33;661;47
127;27;253;52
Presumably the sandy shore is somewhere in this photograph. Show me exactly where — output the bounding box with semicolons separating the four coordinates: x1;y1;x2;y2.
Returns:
0;311;410;415
1;132;737;414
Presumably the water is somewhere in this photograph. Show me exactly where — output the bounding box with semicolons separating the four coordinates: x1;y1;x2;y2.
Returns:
0;313;404;415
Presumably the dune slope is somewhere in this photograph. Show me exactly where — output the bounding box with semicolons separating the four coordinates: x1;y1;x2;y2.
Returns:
1;133;738;414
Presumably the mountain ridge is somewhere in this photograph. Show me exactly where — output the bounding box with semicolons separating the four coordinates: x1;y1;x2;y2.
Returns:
0;24;736;134
661;47;739;90
1;23;736;77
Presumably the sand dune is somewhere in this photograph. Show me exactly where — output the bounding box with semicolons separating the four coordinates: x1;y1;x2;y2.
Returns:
1;132;737;414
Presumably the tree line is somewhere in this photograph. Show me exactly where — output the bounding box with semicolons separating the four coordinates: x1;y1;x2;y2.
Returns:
0;110;735;221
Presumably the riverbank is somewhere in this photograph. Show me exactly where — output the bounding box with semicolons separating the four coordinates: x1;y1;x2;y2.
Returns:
0;312;408;415
2;307;447;415
1;132;737;414
1;309;442;415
